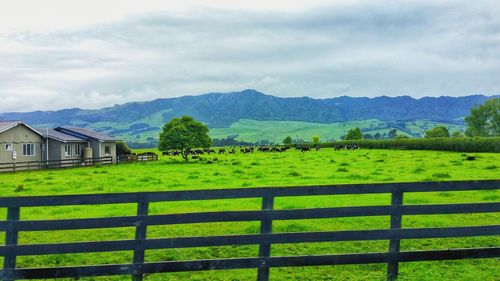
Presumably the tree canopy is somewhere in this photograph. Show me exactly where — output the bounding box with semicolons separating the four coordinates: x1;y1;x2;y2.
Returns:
116;141;132;156
345;127;363;140
465;98;499;137
158;116;212;161
424;126;450;138
388;129;398;139
283;136;292;145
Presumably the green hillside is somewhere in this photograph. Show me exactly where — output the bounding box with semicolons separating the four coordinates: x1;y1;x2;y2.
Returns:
78;118;467;145
1;90;495;146
210;119;467;143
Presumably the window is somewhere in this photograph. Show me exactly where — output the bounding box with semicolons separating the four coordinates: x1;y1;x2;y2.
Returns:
5;144;12;151
104;145;111;155
22;143;35;156
75;144;81;156
64;144;72;157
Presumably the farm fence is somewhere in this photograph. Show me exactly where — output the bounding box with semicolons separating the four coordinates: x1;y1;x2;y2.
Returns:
0;156;113;173
0;180;499;281
117;153;158;163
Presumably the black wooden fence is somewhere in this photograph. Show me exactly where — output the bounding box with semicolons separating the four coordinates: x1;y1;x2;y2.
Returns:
0;156;113;173
0;180;499;281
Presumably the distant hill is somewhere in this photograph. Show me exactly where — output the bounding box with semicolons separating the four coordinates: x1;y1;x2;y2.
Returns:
0;89;497;144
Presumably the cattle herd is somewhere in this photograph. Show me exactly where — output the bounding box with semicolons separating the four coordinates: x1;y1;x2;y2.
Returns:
162;145;359;157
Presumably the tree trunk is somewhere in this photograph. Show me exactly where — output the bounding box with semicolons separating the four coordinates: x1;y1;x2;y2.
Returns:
181;151;188;161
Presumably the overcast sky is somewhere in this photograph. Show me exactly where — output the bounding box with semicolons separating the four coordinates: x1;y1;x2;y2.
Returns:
1;0;499;112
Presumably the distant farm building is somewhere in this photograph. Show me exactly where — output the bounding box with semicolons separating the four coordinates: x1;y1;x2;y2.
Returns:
0;121;119;170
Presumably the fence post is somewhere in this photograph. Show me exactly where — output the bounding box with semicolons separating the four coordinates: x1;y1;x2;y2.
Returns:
257;196;274;281
132;201;149;281
3;207;20;281
387;191;403;281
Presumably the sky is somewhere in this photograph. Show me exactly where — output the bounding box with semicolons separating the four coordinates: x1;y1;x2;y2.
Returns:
0;0;499;112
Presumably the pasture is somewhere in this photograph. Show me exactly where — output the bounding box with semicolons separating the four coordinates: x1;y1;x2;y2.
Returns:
0;148;499;280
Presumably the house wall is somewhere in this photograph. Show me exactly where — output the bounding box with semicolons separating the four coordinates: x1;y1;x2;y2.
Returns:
100;142;117;163
90;140;100;159
48;139;61;161
47;140;88;161
0;125;43;163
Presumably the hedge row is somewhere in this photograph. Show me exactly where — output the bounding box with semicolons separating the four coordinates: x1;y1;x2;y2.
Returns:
317;137;500;153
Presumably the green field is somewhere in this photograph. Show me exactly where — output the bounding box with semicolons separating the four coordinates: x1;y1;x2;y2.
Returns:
66;118;467;144
0;149;499;280
209;119;467;143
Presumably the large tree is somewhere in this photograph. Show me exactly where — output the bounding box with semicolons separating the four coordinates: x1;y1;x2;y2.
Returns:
158;116;212;161
424;126;450;138
388;129;398;139
465;98;500;137
345;127;363;140
283;136;292;145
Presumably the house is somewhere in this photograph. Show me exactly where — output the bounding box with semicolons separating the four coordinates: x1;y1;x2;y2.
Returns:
0;121;120;169
0;121;44;164
54;127;119;163
35;129;89;162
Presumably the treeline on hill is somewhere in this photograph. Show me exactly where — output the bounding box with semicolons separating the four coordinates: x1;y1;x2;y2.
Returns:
212;136;254;147
317;137;500;153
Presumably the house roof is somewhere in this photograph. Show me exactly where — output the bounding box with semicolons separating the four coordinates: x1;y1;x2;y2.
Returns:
54;127;119;142
35;128;86;143
0;120;44;136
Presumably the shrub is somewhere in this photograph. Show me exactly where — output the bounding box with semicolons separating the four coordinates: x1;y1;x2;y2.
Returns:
15;184;25;192
288;171;301;177
425;126;450;138
317;137;500;152
116;141;132;156
432;173;451;179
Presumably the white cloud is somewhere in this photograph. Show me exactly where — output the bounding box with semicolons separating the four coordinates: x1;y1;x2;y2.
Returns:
0;0;499;112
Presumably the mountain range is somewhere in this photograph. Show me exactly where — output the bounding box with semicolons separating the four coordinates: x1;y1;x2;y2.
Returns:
0;89;497;144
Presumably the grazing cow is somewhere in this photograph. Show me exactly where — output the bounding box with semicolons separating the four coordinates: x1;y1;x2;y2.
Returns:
258;146;270;152
204;148;216;154
333;145;360;151
167;150;180;156
240;147;254;154
218;148;226;154
192;149;204;155
296;146;311;152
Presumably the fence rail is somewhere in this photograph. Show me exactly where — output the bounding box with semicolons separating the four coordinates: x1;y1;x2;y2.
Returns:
0;156;113;173
117;153;158;163
0;180;499;281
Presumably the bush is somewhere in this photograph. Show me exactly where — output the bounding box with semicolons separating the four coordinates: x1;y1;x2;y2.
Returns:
316;137;500;152
116;141;132;156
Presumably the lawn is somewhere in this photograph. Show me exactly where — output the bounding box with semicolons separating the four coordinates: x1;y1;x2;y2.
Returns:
0;149;498;280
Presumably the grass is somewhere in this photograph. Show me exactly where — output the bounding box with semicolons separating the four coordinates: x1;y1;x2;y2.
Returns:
209;119;467;143
0;149;498;280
